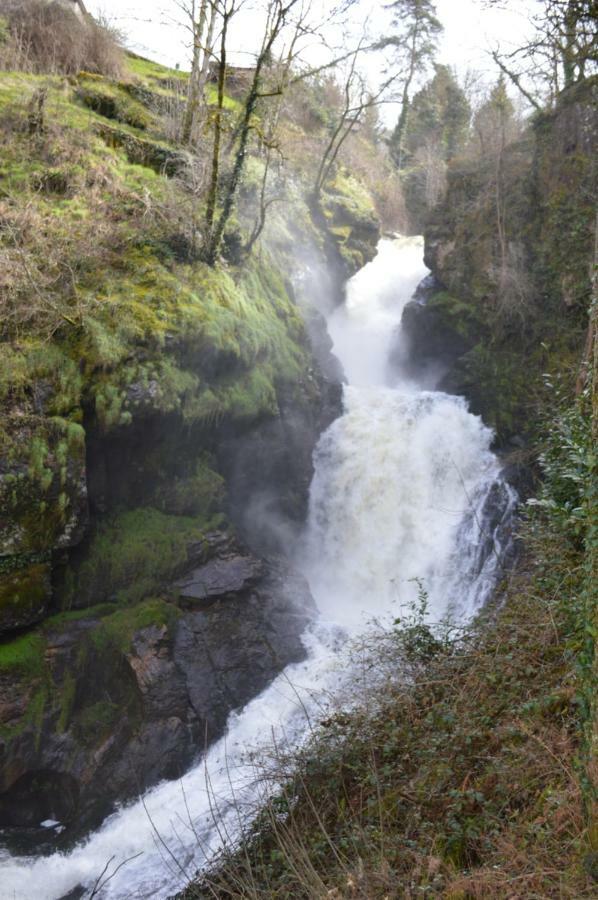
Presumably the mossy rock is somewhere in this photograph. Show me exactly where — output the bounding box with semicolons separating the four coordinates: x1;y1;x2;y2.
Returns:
95;121;186;175
320;171;380;274
61;507;224;610
0;563;51;637
0;414;88;558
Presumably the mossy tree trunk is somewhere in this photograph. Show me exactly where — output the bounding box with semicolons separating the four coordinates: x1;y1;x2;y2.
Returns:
203;0;299;265
203;2;231;249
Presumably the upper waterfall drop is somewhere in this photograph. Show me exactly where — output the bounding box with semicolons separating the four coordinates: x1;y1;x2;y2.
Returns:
327;235;427;387
301;235;514;628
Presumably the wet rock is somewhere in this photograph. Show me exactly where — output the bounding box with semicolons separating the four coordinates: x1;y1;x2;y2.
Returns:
125;379;160;409
174;554;264;605
0;563;52;637
127;625;188;720
392;278;472;387
0;546;315;845
0;770;80;828
175;560;313;740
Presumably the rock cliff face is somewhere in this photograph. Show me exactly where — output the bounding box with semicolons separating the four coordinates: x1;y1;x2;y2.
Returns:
0;534;313;839
0;60;380;838
398;77;597;448
0;266;344;838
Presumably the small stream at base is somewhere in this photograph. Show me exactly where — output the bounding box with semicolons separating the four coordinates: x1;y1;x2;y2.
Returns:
0;237;516;899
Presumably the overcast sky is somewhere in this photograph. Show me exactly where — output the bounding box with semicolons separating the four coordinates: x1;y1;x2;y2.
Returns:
86;0;537;118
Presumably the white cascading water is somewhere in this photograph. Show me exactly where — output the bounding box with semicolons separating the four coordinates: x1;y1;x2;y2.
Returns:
0;237;515;899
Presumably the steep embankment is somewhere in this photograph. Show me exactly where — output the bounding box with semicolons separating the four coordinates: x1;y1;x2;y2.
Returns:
182;81;597;899
402;76;597;449
0;56;380;835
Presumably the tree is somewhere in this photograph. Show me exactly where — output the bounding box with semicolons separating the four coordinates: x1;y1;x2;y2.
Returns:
382;0;443;169
487;0;597;106
202;0;301;264
403;64;470;165
400;65;471;225
177;0;219;145
472;74;516;157
472;76;532;323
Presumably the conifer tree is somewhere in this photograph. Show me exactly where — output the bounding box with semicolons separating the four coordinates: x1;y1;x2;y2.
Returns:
381;0;442;169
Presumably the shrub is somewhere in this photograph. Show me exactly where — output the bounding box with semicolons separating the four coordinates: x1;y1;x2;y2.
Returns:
0;0;123;77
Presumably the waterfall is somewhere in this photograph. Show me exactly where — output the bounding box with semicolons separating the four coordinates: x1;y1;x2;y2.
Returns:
302;236;515;627
0;237;515;899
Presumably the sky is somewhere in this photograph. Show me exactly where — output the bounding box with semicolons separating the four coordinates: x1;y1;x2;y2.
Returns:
86;0;538;119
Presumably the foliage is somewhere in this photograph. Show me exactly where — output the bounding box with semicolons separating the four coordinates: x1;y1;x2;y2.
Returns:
530;380;595;541
62;507;220;609
186;514;595;900
404;64;471;165
0;0;124;77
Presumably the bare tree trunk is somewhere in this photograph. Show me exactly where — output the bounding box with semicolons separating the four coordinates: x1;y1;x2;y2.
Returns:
181;0;209;144
195;1;217;116
204;6;229;247
204;0;297;264
313;49;360;199
495;107;508;294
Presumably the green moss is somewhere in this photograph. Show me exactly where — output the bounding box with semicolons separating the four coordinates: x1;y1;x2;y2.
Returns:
90;597;180;654
0;563;49;635
153;455;225;517
325;170;377;223
76;699;120;744
63;507;219;609
0;631;46;676
57;670;76;733
427;290;486;341
1;415;86;557
0;343;82;413
76;76;153;130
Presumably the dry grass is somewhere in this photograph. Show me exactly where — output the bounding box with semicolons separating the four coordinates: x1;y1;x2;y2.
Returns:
0;98;144;341
0;0;124;77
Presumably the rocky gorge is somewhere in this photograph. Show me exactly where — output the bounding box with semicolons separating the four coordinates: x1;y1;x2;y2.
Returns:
0;55;381;843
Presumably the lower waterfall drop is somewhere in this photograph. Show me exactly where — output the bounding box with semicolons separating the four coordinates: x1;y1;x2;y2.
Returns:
0;237;515;899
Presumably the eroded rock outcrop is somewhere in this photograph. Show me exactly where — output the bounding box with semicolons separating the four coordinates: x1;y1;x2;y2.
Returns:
0;534;313;840
399;77;597;446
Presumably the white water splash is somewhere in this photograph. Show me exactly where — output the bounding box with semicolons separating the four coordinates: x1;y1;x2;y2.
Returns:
0;237;515;899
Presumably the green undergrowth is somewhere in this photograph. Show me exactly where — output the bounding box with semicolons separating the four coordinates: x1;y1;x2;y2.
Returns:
0;631;45;677
89;598;180;658
62;506;222;610
185;377;597;900
0;66;311;437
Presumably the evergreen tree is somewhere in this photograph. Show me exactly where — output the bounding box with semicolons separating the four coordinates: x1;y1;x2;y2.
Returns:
403;64;470;167
473;75;516;157
381;0;443;169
